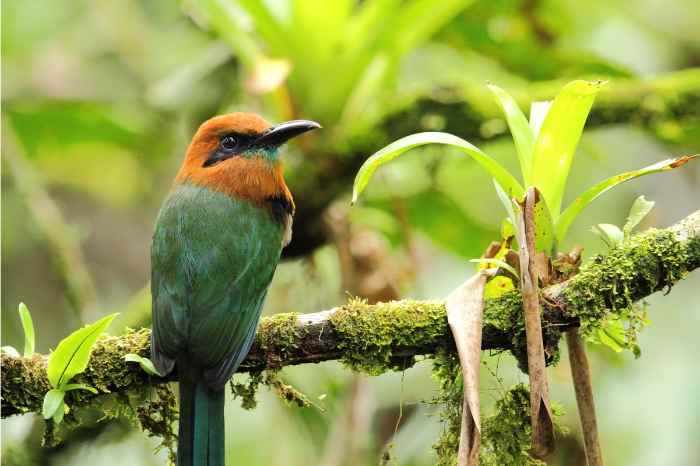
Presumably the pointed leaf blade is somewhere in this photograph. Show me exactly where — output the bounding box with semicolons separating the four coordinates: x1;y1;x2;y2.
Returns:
125;353;161;376
533;193;555;254
556;155;698;242
487;83;535;184
623;195;655;238
531;80;606;218
592;224;624;247
62;383;98;394
47;313;119;389
352;132;524;204
18;303;35;357
42;388;66;420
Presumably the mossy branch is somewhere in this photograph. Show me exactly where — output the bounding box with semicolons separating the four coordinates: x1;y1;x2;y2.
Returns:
2;210;698;419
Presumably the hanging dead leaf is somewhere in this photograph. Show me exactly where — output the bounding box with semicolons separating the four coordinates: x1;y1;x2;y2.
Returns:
517;187;555;458
446;269;493;466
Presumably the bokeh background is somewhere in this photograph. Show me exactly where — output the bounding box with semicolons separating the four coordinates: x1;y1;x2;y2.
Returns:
2;0;700;465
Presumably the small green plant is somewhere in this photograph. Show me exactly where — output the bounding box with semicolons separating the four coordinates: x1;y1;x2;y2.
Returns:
352;80;697;256
591;195;655;247
588;195;656;355
124;353;160;376
1;303;36;358
42;313;118;424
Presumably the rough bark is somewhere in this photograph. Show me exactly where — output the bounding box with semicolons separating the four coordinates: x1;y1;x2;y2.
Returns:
2;210;699;419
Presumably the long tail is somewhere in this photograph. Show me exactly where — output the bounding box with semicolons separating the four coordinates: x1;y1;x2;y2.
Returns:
178;379;225;466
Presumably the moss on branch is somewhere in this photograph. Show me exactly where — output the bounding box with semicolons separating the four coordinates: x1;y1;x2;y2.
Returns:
2;210;698;422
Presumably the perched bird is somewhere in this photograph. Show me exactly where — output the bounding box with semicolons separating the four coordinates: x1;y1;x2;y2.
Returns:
150;113;320;466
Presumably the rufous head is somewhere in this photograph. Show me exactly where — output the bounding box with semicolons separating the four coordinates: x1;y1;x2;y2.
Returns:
174;113;320;208
180;113;320;169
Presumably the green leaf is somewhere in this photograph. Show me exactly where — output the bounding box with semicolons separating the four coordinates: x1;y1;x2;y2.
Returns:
42;388;66;420
531;80;606;218
62;383;98;394
529;101;551;139
469;258;519;278
556;154;698;242
493;180;520;239
623;195;655;238
18;302;35;357
47;313;118;389
591;224;624;247
487;83;534;184
53;403;66;424
597;328;625;353
533;193;555;254
124;353;161;376
352;132;524;204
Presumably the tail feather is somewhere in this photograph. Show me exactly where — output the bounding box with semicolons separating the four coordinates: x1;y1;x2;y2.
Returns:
178;380;225;466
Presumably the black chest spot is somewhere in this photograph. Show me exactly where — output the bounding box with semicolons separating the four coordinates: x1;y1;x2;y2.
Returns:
266;195;294;223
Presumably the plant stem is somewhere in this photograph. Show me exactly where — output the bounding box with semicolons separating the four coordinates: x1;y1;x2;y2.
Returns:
566;328;604;466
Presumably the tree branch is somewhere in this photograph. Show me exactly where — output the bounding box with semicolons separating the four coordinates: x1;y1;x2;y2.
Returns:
2;210;699;419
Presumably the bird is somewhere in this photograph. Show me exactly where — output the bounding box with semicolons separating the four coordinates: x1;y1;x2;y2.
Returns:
150;113;320;466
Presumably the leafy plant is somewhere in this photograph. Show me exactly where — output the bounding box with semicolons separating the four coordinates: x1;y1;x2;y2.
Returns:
1;303;36;358
42;313;118;424
124;353;160;376
589;196;656;355
352;80;697;354
592;195;655;247
190;0;475;128
352;80;697;255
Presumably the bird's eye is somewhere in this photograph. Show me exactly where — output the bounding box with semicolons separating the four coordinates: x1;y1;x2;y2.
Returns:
220;135;238;150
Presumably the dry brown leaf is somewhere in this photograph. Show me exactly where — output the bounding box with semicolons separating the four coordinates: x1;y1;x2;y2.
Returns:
517;187;555;458
446;270;492;466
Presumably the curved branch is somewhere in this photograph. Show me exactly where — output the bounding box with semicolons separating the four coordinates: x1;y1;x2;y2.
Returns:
2;210;699;418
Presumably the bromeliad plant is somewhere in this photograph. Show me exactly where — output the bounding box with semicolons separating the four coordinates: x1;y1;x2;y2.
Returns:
353;80;696;251
352;80;697;464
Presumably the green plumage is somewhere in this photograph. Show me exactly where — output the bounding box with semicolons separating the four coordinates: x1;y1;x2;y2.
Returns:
151;182;284;466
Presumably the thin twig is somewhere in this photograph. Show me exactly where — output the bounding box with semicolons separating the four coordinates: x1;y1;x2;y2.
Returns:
566;329;604;466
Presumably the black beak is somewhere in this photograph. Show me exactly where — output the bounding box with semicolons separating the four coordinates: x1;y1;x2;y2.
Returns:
254;120;321;148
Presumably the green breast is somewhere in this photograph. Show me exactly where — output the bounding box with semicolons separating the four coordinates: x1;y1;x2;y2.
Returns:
151;182;284;386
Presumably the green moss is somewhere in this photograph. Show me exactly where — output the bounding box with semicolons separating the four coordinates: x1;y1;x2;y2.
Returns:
431;350;564;466
480;384;562;466
564;229;693;341
431;349;463;466
483;291;561;371
230;369;313;410
330;297;448;375
254;312;302;367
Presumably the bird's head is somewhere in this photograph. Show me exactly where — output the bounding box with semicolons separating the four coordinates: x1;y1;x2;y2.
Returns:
175;113;320;205
181;113;320;168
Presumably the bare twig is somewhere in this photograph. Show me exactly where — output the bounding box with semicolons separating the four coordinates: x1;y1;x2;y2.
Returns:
566;329;604;466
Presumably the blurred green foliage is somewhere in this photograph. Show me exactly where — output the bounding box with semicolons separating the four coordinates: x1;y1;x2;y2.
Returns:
2;0;699;465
